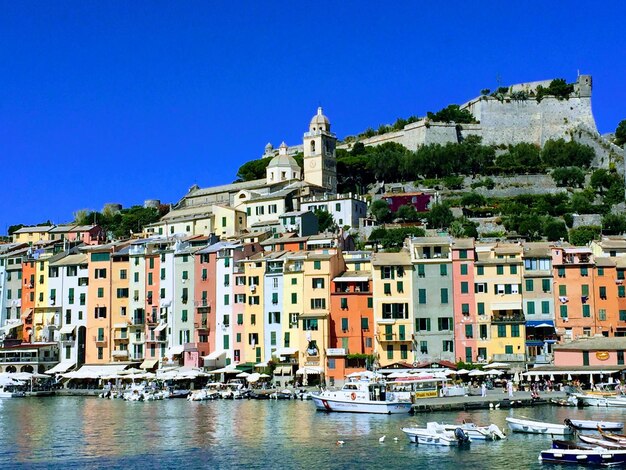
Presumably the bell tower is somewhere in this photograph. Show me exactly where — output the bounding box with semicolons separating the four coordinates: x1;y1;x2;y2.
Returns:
303;107;337;193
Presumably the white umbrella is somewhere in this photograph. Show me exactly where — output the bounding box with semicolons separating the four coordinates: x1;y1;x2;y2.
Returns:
589;373;594;386
513;372;520;383
259;373;271;378
454;369;470;375
487;369;504;376
468;369;488;376
247;372;261;383
567;374;572;381
550;374;555;381
236;372;250;378
483;362;510;369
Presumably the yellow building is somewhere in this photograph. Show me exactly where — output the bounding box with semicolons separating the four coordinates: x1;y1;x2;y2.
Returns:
32;246;58;343
111;249;131;362
474;243;526;363
241;254;265;364
12;226;53;244
279;252;306;377
371;251;414;367
212;205;247;239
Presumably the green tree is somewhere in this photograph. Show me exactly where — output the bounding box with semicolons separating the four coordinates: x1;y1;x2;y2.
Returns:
461;192;486;207
605;180;625;206
449;217;478;238
543;218;568;241
236;158;271;182
314;209;336;233
590;169;612;194
370;199;392;223
568;226;600;246
542;139;595;168
602;213;626;235
366;142;411;182
570;190;596;214
395;204;420;222
551;167;585;187
426;105;477;124
426;203;454;230
615;119;626;147
7;224;24;236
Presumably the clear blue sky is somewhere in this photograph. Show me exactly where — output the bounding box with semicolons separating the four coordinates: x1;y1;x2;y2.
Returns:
1;1;625;235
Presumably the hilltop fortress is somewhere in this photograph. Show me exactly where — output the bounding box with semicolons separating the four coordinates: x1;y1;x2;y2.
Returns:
348;75;623;169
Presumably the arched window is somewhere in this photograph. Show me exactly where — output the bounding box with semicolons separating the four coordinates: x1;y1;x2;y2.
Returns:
310;141;315;153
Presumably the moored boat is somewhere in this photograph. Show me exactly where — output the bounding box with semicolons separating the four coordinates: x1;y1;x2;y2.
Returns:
441;422;506;440
564;418;623;431
312;380;412;414
506;416;574;436
578;434;626;449
0;387;26;398
539;447;626;466
402;422;471;446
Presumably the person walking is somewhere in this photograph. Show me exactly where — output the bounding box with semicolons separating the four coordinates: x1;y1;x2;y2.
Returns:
481;382;487;397
507;379;514;398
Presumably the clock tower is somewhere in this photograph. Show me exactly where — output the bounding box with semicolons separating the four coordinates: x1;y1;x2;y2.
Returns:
303;107;337;194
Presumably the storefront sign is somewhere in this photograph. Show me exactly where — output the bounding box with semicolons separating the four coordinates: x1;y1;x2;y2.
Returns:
596;351;610;361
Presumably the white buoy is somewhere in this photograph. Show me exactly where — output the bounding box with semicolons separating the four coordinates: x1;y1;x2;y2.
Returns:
379;435;386;443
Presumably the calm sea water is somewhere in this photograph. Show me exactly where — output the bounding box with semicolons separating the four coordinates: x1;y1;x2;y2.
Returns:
1;396;625;469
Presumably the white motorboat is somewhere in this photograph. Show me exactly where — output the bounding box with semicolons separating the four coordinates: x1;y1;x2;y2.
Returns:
573;392;626;407
506;416;574;436
564;418;624;431
442;422;506;440
402;422;471;446
0;387;25;398
312;380;412;414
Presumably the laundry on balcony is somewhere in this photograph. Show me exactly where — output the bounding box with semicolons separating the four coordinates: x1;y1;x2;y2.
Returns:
558;296;568;303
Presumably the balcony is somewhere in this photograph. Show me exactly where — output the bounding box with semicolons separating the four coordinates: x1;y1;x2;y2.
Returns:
491;314;525;324
93;336;107;344
492;353;526;362
111;350;129;358
114;334;129;342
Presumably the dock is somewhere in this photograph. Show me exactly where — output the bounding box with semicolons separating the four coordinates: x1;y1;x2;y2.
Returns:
410;390;568;413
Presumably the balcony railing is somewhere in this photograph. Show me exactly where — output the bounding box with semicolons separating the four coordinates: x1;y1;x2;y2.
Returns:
94;336;107;343
491;314;525;324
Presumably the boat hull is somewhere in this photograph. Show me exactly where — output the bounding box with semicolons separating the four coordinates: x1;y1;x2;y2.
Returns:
566;419;623;431
402;428;461;446
312;396;411;414
506;417;573;436
540;448;626;466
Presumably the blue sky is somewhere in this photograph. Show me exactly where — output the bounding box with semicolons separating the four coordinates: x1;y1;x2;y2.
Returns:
1;1;625;234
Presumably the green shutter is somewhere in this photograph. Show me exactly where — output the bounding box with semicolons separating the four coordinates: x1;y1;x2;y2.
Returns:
418;289;426;304
560;305;568;318
440;288;448;304
440;264;447;276
527;301;535;315
361;317;369;330
341;318;348;331
477;302;485;315
541;301;550;314
399;324;405;341
542;279;550;292
525;279;534;292
582;305;590;317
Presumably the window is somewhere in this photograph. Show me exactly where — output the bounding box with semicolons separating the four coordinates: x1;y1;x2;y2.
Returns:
510;265;517;274
526;301;535;315
559;285;566;296
583;351;589;366
291;278;297;285
97;287;104;298
312;278;325;289
340;298;348;309
268;312;280;324
399;324;406;341
599;286;607;299
400;344;408;360
479;325;487;340
310;298;326;309
618;350;624;366
382;303;408;319
148;273;153;286
397;281;404;293
459;249;467;259
381;266;394;279
361;317;369;330
313;260;321;270
619;286;626;298
341;318;348;332
117;288;129;298
440;264;447;276
580;266;588;277
418;289;426;304
496;265;504;275
620;310;626;321
120;269;127;280
224;274;230;287
438;317;452;331
497;325;506;338
303;319;318;331
542;279;551;293
367;297;373;308
505;345;513;354
223;294;230;306
557;267;565;278
477;266;484;275
598;309;606;321
160;268;166;280
416;318;431;332
582;305;590;317
461;303;470;315
474;283;487;293
443;340;453;352
383;283;391;295
94;268;107;279
541;301;550;314
417;265;425;277
461;282;469;294
477;302;485;315
460;264;468;275
95;307;107;319
511;324;520;337
559;305;568;318
598;267;605;276
419;341;428;354
97;347;103;360
525;279;534;292
79;293;86;305
386;345;393;360
440;288;448;304
465;324;473;339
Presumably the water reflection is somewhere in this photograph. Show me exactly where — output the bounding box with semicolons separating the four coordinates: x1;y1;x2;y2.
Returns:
1;397;626;469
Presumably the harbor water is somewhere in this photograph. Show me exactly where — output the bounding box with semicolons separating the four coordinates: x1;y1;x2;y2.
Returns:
1;397;625;469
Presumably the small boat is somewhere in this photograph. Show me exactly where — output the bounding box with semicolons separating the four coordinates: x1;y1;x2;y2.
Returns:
441;422;506;440
550;397;577;407
598;428;626;445
0;387;26;398
573;392;626;407
402;422;471;446
539;447;626;466
312;380;412;414
564;418;624;431
578;434;626;449
506;416;574;436
270;389;294;400
552;440;595;450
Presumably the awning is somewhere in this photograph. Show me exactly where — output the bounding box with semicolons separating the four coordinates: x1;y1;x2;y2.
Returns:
1;321;23;334
208;366;239;374
202;350;226;361
523;369;621;377
526;340;544;347
526;320;555;328
59;325;75;334
491;301;523;310
64;364;127;379
274;347;298;356
140;359;159;370
45;361;76;375
168;345;184;356
113;323;128;329
296;366;324;375
255;362;269;368
333;276;370;282
277;366;293;375
154;322;168;332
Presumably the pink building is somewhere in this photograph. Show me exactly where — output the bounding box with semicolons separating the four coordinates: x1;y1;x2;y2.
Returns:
554;337;625;367
452;239;477;363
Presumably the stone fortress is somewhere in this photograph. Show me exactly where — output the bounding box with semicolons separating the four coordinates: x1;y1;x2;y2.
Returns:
343;74;623;170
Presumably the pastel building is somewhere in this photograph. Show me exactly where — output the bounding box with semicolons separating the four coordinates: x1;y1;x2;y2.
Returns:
0;244;27;342
371;251;413;367
451;238;478;363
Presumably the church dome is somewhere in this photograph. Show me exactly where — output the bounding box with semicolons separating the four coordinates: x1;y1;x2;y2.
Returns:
310;107;330;130
267;142;299;169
